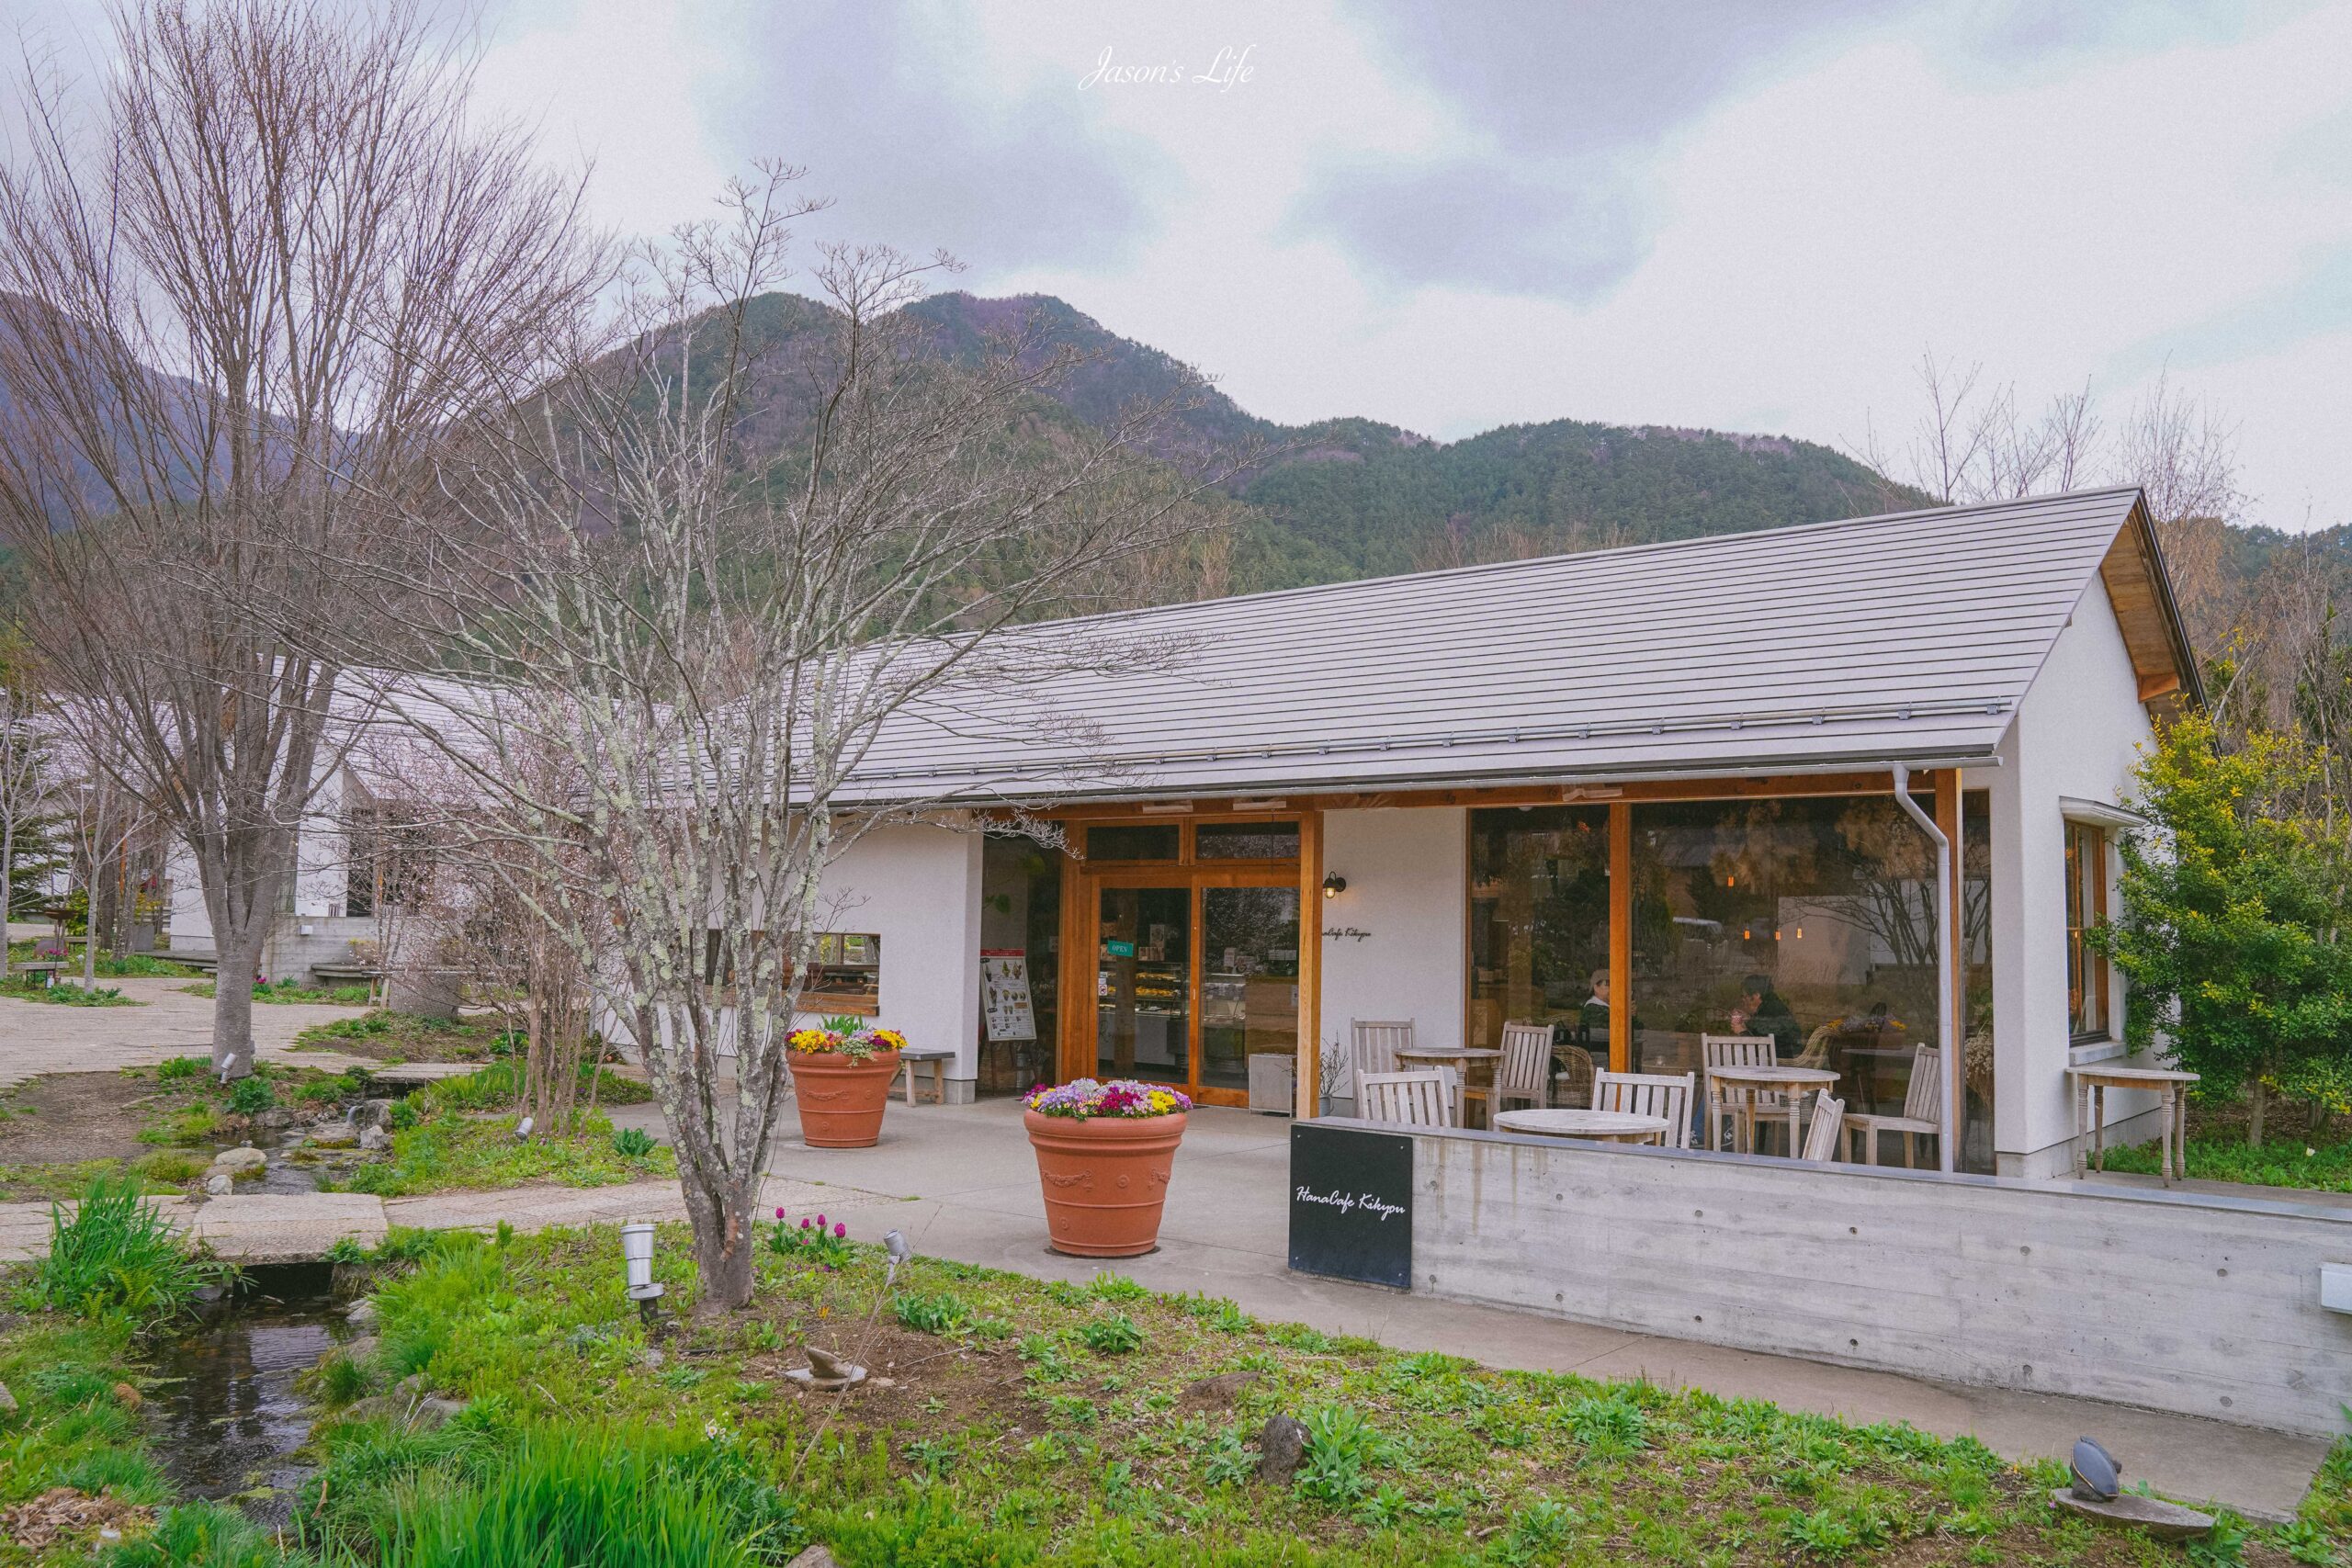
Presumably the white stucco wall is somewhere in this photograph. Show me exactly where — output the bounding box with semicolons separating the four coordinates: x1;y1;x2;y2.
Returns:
1317;806;1466;1101
808;821;985;1093
1979;576;2156;1177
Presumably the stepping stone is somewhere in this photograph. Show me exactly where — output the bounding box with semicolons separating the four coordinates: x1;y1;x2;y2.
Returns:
2049;1489;2214;1540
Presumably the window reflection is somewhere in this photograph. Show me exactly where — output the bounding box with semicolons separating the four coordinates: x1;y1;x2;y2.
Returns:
1631;795;1939;1107
1467;807;1610;1063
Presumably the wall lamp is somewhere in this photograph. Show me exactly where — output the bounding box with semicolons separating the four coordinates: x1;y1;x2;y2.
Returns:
1321;874;1348;899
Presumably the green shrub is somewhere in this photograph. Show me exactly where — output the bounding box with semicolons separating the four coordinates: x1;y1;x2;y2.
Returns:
228;1076;276;1115
29;1172;223;1321
154;1055;208;1082
614;1126;656;1158
893;1291;972;1336
1295;1404;1383;1507
1078;1312;1141;1356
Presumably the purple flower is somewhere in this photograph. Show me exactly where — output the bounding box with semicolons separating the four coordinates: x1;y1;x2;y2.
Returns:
815;1213;826;1229
832;1222;845;1239
799;1217;811;1230
775;1207;786;1221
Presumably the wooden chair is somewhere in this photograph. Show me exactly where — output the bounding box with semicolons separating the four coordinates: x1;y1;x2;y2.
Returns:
1357;1069;1454;1129
1801;1092;1846;1163
1492;1022;1554;1113
1552;1041;1598;1110
1349;1019;1414;1099
1845;1045;1942;1168
1701;1033;1779;1152
1591;1069;1696;1150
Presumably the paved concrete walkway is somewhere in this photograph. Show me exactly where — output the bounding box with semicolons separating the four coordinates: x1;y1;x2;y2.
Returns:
0;976;379;1088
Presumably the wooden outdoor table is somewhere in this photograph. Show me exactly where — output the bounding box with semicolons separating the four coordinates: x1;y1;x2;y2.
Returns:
2066;1064;2199;1185
1395;1045;1500;1128
1493;1108;1671;1145
1706;1064;1840;1155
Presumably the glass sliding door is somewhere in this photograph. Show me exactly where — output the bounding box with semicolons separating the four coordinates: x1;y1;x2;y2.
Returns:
1200;886;1300;1095
1070;816;1307;1109
1095;886;1190;1083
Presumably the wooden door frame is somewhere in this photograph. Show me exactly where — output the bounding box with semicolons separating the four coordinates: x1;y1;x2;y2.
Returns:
1062;852;1306;1110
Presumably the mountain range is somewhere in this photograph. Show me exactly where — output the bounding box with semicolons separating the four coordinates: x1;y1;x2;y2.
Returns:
896;291;1926;595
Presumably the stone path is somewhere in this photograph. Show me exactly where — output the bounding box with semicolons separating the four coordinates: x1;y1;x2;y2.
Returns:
0;977;379;1088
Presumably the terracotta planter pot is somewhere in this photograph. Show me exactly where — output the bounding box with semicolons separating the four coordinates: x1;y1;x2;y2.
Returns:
788;1048;901;1148
1024;1108;1187;1257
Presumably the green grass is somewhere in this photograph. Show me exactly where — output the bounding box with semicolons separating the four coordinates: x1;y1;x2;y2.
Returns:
2103;1111;2352;1192
363;1424;799;1568
324;1108;674;1197
22;1171;225;1321
178;977;372;1006
0;976;140;1006
253;1220;2341;1568
0;1150;200;1203
292;1009;514;1064
0;1314;171;1510
90;953;202;979
417;1057;652;1111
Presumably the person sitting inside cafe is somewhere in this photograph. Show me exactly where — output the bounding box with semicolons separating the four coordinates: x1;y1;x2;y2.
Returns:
1577;968;1612;1042
1726;973;1801;1055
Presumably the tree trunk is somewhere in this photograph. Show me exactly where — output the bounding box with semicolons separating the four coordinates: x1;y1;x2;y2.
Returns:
2247;1077;2268;1149
0;819;15;984
210;926;265;1078
682;1163;758;1314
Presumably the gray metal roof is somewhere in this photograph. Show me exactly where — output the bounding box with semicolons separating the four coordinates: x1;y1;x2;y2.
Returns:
849;486;2165;804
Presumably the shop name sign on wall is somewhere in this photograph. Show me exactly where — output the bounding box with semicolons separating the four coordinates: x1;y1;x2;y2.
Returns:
1288;1123;1413;1290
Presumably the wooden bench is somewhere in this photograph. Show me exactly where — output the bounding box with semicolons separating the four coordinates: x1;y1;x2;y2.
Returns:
11;961;62;988
894;1047;956;1106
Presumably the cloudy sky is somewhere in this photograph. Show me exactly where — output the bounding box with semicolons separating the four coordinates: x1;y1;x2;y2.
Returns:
16;0;2352;530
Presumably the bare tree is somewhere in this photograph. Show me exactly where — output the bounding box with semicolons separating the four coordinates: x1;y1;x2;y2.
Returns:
0;663;61;982
360;169;1249;1311
0;0;602;1075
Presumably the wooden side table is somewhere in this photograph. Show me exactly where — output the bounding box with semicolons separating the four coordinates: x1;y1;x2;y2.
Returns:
2066;1064;2199;1185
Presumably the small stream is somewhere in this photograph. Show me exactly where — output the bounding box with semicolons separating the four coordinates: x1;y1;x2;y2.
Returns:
147;1263;349;1526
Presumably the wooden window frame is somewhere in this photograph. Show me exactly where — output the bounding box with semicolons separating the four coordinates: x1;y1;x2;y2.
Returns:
2064;819;2110;1043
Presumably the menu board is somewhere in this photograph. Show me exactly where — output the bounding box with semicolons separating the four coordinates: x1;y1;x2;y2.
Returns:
980;951;1036;1042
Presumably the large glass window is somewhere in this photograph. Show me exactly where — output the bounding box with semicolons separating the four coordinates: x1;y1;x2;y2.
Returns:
1630;795;1943;1106
979;834;1061;1096
1084;823;1180;862
2065;819;2109;1041
1468;807;1611;1054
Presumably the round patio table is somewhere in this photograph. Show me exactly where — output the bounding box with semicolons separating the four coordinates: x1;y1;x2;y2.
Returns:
1395;1045;1501;1128
1493;1109;1670;1145
1706;1064;1839;1156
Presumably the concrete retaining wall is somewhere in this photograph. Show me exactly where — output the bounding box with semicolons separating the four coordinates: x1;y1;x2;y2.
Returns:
1384;1120;2352;1436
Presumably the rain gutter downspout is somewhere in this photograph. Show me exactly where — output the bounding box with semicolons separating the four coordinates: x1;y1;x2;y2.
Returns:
1890;763;1958;1175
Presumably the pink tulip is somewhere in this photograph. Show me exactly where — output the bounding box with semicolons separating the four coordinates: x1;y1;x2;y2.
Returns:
799;1217;811;1229
833;1223;845;1239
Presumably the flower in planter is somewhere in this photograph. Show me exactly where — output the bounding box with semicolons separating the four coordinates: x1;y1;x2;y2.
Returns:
788;1024;906;1061
1023;1077;1192;1120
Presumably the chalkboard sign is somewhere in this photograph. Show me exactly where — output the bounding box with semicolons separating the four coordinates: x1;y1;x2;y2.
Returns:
1288;1123;1414;1290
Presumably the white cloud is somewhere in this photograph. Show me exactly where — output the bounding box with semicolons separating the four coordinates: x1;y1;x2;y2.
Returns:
469;0;741;240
